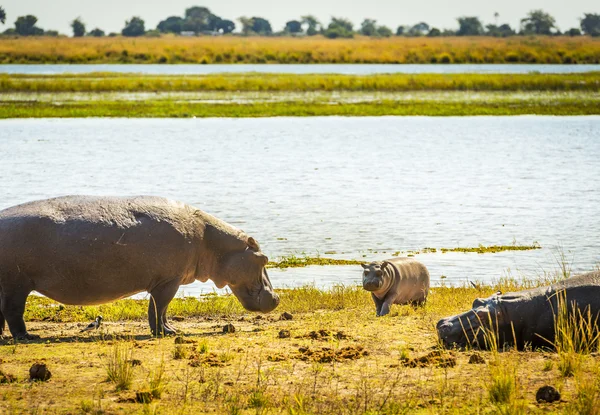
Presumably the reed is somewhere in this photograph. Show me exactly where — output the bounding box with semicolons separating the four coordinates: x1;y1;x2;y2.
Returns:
0;35;598;64
2;72;599;93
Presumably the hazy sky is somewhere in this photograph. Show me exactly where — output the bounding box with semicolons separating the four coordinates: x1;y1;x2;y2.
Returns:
1;0;597;35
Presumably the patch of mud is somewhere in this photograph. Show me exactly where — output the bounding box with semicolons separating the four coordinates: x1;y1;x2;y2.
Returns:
401;350;456;368
298;329;349;341
189;352;230;367
174;336;196;344
0;370;17;383
536;386;561;403
296;345;368;363
468;353;485;364
278;330;291;339
267;353;288;362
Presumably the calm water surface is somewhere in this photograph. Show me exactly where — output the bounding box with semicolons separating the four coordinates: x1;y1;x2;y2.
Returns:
0;117;598;296
1;64;599;75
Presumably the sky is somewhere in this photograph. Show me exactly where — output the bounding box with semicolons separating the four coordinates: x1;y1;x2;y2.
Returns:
1;0;597;35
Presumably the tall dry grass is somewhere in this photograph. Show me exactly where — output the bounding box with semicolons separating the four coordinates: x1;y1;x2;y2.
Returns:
0;35;598;64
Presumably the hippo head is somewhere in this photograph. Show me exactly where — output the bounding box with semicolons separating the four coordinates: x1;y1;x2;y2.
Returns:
220;237;279;313
436;293;504;349
361;261;389;292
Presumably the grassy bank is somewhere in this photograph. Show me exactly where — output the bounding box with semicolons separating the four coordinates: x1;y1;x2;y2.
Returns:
3;72;600;93
2;277;597;414
2;97;598;118
0;35;599;64
2;73;598;118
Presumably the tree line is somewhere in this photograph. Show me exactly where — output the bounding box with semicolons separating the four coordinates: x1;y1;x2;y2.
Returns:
1;5;599;38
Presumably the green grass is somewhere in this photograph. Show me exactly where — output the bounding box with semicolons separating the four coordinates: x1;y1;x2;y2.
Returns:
2;98;598;118
2;72;599;93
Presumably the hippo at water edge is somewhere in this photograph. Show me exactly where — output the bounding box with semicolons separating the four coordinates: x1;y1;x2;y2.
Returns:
0;196;280;339
436;271;600;350
361;258;430;316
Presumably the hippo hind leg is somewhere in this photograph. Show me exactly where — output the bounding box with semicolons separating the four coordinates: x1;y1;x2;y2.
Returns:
0;283;38;340
148;279;180;336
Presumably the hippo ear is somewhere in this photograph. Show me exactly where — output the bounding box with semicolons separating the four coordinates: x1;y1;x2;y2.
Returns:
247;237;261;251
380;261;389;271
253;251;268;266
361;263;369;269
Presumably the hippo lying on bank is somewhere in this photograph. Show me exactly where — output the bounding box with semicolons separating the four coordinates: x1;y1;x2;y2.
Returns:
0;196;280;339
362;258;430;316
437;271;600;350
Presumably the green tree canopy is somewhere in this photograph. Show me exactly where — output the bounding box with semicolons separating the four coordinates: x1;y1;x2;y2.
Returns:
376;25;392;37
580;13;600;36
427;27;441;37
88;28;105;37
157;16;184;33
457;16;483;35
360;19;377;36
0;6;6;24
216;19;235;34
486;23;515;37
285;20;302;33
324;17;354;38
520;10;556;35
15;15;44;36
122;16;145;37
183;6;220;32
301;15;320;35
251;17;272;35
408;22;429;36
71;17;85;37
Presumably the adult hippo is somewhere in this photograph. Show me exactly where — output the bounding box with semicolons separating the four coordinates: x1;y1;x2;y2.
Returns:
437;271;600;350
0;196;280;339
362;258;430;316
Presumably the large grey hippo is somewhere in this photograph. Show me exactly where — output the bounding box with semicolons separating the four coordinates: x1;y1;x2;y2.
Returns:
437;271;600;350
362;258;430;316
0;196;280;339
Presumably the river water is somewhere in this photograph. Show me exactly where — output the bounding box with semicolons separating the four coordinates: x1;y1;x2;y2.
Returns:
0;117;598;296
1;64;599;75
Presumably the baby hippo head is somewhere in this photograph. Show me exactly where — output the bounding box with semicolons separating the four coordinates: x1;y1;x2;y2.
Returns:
361;261;389;292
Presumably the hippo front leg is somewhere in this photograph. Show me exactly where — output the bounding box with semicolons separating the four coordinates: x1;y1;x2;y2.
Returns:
371;294;384;316
148;279;181;336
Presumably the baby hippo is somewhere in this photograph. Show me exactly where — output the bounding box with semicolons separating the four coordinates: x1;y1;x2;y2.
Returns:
362;258;430;316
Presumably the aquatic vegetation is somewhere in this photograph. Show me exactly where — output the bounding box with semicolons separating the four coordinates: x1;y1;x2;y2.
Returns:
0;35;598;64
439;243;541;254
267;254;363;269
1;97;598;118
2;72;599;93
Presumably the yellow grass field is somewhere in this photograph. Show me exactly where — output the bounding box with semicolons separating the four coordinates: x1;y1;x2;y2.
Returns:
0;35;599;64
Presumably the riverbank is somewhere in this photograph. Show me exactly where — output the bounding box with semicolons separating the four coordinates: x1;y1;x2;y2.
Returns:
2;277;597;414
2;73;598;118
0;36;599;64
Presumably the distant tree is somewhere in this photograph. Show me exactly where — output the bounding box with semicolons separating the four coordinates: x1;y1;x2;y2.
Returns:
360;19;377;36
157;16;184;34
43;30;59;36
285;20;302;34
238;16;254;35
580;13;600;36
251;17;272;35
301;15;320;35
183;6;220;33
407;22;429;36
122;16;145;37
395;26;406;36
0;6;6;24
427;27;441;37
567;28;582;36
71;17;85;37
457;17;484;36
88;28;105;37
486;23;515;37
324;17;353;38
376;25;392;37
15;15;44;36
520;10;556;35
216;19;235;34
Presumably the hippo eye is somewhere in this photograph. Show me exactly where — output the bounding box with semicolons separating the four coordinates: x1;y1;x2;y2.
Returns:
376;270;383;277
363;270;369;275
